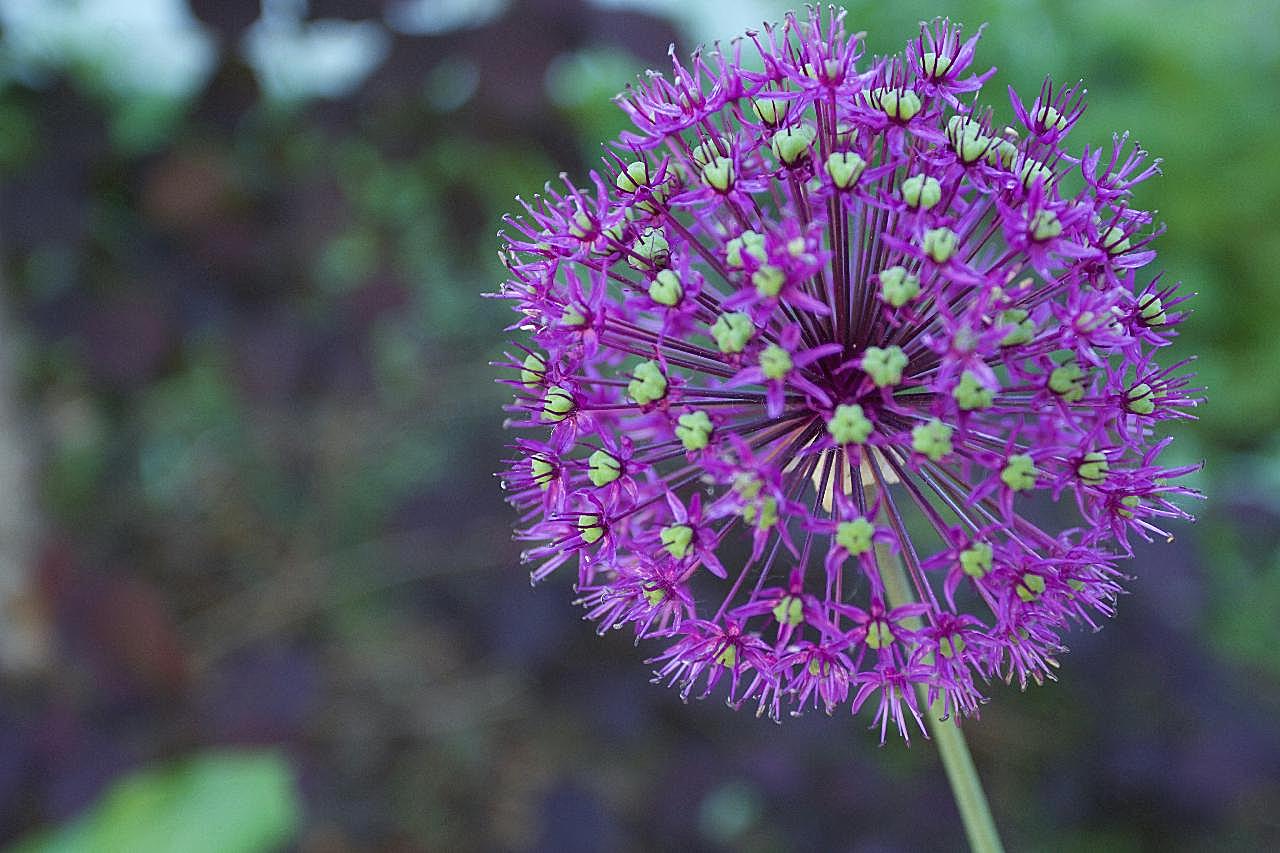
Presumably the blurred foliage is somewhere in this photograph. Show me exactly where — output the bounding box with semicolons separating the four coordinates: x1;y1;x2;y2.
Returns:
841;0;1280;457
0;1;1276;851
11;750;300;853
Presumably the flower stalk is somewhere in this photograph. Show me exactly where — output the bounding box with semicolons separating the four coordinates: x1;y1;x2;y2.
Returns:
875;534;1004;853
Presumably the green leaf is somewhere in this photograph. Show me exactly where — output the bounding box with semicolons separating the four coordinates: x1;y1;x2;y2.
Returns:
13;750;301;853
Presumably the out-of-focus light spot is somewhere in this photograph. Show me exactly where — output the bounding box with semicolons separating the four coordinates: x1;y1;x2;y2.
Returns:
243;9;391;102
697;779;762;845
586;0;774;44
424;56;480;112
385;0;509;36
0;0;216;99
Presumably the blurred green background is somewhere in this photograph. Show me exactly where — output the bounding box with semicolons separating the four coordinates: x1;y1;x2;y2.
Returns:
0;0;1276;850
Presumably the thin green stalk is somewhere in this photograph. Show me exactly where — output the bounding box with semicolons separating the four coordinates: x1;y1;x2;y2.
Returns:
875;538;1005;853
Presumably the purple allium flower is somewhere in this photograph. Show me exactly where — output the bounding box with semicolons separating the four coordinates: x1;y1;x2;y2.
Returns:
495;10;1201;740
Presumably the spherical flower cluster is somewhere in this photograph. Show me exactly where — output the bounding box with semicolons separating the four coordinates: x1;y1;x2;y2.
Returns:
496;10;1201;740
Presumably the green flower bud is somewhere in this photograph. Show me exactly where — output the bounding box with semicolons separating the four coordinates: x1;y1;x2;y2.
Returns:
800;58;844;80
1048;362;1087;403
753;265;786;298
912;418;954;462
1117;495;1141;518
1101;225;1131;255
920;51;954;78
836;517;875;555
902;174;942;209
1016;572;1046;602
642;586;665;606
870;87;921;121
660;523;694;558
824;151;867;189
542;385;574;422
615;160;651;194
1036;105;1067;132
771;124;816;166
629;227;670;270
716;644;737;667
752;97;786;126
922;227;959;263
649;269;683;306
578;513;604;545
1138;296;1166;326
960;133;992;164
675;410;714;451
878;265;921;307
996;308;1034;346
759;344;793;380
772;595;805;627
946;115;990;164
1076;451;1109;485
627;359;668;404
1001;454;1038;491
519;352;545;388
862;345;909;387
986;137;1018;168
1030;209;1062;241
710;312;754;354
1019;159;1054;189
689;137;728;168
568;210;595;240
953;370;995;411
1126;382;1156;415
588;450;621;486
701;156;736;191
827;403;873;445
725;230;766;268
530;456;555;490
960;542;993;578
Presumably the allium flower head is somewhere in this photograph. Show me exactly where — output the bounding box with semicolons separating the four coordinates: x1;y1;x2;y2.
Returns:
496;9;1201;740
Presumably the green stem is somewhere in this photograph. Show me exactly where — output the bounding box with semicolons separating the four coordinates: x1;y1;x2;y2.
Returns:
875;539;1006;853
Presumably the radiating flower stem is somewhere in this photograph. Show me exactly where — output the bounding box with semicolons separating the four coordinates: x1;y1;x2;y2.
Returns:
874;536;1005;853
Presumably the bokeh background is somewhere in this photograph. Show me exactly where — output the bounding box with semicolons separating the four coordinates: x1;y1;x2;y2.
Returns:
0;0;1277;850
